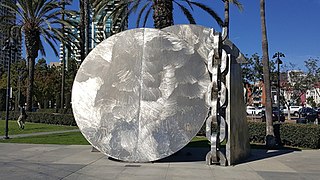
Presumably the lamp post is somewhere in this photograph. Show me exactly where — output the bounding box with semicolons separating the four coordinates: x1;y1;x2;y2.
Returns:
17;66;25;108
2;38;16;139
273;52;284;123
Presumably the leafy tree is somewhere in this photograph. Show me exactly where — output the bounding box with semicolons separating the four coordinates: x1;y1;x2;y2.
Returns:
260;0;276;147
242;53;263;83
34;58;52;109
93;0;224;30
0;0;77;111
307;97;316;108
65;57;78;109
0;60;27;111
304;58;320;97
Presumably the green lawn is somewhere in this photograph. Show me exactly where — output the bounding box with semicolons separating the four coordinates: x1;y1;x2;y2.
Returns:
0;120;78;135
0;131;208;147
0;130;303;150
0;131;90;145
187;136;210;147
0;121;303;150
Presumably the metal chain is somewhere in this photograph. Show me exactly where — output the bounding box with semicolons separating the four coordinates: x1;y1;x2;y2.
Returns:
205;29;229;166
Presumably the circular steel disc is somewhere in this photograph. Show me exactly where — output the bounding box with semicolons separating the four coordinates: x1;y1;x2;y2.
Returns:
72;28;210;162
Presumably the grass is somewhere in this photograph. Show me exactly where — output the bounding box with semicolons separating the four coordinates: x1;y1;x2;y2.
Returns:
0;121;305;150
0;120;78;135
0;131;208;146
187;136;210;147
0;131;305;150
0;131;90;145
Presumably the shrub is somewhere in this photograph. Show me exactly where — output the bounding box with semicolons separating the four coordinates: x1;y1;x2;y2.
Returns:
247;122;320;149
280;123;320;149
198;121;320;149
37;108;73;114
0;111;76;126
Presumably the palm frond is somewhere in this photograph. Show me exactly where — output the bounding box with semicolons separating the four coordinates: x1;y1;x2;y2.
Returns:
1;0;26;21
228;0;244;11
174;1;196;24
190;1;224;27
136;2;151;27
142;6;152;27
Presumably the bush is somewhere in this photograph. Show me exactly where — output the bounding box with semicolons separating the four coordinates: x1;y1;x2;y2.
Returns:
0;111;76;126
37;108;73;114
248;122;320;149
198;121;320;149
280;123;320;149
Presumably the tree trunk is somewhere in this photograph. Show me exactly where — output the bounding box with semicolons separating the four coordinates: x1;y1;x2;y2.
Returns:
287;108;291;120
79;0;86;62
224;0;229;38
26;56;35;112
84;0;90;55
152;0;173;29
260;0;276;147
25;30;39;112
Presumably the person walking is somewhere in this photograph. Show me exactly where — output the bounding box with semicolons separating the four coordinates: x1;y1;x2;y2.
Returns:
17;106;27;129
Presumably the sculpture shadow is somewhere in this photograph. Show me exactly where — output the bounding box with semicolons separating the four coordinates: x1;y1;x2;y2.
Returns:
236;144;301;165
107;139;301;164
157;139;301;164
157;146;210;163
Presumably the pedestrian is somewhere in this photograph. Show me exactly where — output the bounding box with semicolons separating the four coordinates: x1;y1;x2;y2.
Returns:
17;106;27;129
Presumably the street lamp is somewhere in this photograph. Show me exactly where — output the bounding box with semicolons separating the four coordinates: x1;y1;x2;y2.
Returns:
2;38;17;139
17;66;25;108
273;52;284;123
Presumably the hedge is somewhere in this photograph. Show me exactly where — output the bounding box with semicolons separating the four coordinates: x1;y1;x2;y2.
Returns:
0;111;76;126
198;121;320;149
1;111;319;149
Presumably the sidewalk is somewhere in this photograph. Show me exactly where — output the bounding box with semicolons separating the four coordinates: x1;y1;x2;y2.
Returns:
8;129;80;138
0;143;319;180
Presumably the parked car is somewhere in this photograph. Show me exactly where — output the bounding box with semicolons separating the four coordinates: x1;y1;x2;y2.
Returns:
298;107;319;123
282;106;302;116
246;106;264;116
261;107;285;122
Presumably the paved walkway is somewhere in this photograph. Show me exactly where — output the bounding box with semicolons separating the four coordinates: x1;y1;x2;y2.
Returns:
8;129;80;138
0;143;319;180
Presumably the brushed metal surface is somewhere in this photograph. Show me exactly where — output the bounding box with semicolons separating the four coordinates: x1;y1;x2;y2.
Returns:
163;25;250;166
72;28;210;162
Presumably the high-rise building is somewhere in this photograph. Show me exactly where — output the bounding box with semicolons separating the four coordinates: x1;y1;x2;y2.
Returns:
0;0;22;70
60;1;127;64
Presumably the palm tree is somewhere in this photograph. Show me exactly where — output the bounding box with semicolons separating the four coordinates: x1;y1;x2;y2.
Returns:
79;0;90;61
84;0;90;55
0;0;76;112
260;0;276;147
93;0;224;31
222;0;243;38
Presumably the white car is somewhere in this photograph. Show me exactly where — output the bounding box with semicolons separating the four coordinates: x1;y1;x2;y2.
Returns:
246;106;264;115
282;106;302;116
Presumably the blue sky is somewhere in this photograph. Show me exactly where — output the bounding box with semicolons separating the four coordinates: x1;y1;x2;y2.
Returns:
40;0;320;71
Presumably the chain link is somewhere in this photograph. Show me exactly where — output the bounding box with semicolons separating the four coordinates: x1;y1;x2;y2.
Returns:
206;30;229;166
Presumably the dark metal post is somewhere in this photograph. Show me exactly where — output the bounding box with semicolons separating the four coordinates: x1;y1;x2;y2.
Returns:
61;1;65;112
273;52;284;123
18;68;22;107
3;40;12;139
277;60;281;122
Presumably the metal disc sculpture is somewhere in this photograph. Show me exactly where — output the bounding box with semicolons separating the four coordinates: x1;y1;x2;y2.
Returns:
72;28;210;162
